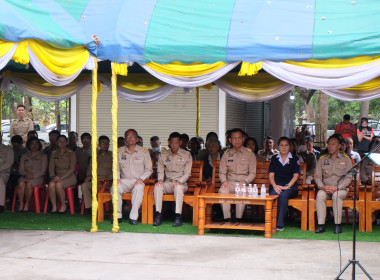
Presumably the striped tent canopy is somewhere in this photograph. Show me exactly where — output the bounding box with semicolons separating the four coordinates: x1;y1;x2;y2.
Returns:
1;0;380;102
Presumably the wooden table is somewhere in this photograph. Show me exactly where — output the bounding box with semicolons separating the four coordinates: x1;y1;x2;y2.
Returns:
197;193;278;238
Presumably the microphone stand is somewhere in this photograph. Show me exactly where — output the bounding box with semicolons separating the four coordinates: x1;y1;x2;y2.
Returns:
334;142;380;280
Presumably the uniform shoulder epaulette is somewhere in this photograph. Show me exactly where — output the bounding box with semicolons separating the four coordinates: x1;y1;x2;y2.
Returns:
342;152;350;158
319;154;327;159
67;148;72;153
244;147;252;152
140;147;147;153
117;147;123;152
224;149;231;155
52;149;57;154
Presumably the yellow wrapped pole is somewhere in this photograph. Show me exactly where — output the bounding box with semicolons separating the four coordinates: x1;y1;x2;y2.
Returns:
90;58;98;233
111;62;119;233
0;91;3;132
196;87;200;137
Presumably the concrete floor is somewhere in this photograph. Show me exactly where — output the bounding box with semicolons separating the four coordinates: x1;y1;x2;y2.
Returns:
0;229;379;280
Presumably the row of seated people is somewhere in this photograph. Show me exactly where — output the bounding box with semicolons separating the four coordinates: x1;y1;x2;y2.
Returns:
3;128;379;234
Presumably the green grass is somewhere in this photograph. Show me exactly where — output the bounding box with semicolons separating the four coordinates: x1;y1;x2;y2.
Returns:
0;212;379;242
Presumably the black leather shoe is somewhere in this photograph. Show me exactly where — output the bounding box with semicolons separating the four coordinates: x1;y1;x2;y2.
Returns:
236;218;243;223
0;205;4;213
173;215;182;227
223;218;232;223
315;225;325;233
84;208;92;215
153;213;162;226
334;224;342;234
129;218;139;225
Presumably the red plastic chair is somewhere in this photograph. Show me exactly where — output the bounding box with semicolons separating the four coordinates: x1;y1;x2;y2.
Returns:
44;185;77;214
12;184;46;213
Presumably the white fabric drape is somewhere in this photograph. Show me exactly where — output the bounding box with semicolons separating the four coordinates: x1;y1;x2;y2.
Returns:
0;73;91;102
214;79;294;102
321;89;380;102
141;62;240;87
0;43;17;71
28;46;95;86
99;74;177;103
262;60;380;90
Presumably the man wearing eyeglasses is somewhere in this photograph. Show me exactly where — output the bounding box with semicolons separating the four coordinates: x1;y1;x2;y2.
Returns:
112;129;152;225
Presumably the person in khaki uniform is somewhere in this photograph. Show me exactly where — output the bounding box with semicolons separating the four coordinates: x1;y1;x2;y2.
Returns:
0;133;14;213
75;133;92;185
17;137;47;212
81;136;113;214
153;132;192;227
112;129;152;225
48;135;77;214
257;136;279;161
314;134;352;234
219;128;256;222
10;104;34;144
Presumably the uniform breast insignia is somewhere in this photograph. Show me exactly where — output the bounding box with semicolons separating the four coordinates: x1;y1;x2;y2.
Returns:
241;158;248;161
135;156;143;160
323;158;329;165
177;157;184;162
339;161;346;165
165;157;170;162
228;158;233;162
121;152;127;160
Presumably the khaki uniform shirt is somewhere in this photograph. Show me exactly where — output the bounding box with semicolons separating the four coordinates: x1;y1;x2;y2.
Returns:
0;144;14;175
19;151;47;179
117;145;152;181
219;147;256;184
10;118;34;143
257;148;279;160
75;147;92;181
157;148;192;184
49;148;76;179
314;152;352;190
299;151;317;177
86;150;113;179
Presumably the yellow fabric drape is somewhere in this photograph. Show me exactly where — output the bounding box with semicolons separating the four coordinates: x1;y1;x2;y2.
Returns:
90;58;98;233
28;40;90;75
196;87;200;137
102;73;167;91
111;62;119;233
220;72;285;89
113;63;128;76
286;55;380;69
146;61;227;77
0;40;15;56
12;41;29;65
345;76;380;91
238;62;262;76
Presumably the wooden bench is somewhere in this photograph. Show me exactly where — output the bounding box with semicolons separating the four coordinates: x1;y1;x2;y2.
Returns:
97;178;154;223
365;164;380;232
308;174;366;232
147;160;204;226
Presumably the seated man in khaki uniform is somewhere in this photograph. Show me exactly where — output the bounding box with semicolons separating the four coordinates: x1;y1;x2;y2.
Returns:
219;128;256;222
257;136;279;161
81;135;112;214
10;104;34;144
153;132;192;227
112;129;152;225
0;133;14;212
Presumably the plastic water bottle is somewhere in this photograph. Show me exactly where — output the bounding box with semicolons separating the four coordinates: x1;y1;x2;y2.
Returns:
241;184;247;197
261;184;266;198
252;184;258;198
247;184;253;196
235;183;240;196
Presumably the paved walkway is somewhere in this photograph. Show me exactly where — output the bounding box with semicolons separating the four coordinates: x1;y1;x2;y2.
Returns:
0;229;378;280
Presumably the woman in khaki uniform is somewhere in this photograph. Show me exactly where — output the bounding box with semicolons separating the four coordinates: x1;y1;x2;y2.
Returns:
48;135;77;213
17;137;48;212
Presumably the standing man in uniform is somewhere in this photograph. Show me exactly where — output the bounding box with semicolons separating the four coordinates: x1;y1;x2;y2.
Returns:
153;132;192;227
10;104;34;144
81;135;113;214
113;129;152;225
0;133;14;212
219;128;256;222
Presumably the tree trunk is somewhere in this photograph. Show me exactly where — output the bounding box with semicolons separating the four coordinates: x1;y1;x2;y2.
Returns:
306;101;314;123
55;101;61;131
359;101;370;124
318;92;329;147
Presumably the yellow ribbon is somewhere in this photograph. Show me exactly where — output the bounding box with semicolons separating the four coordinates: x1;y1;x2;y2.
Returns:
90;57;98;233
146;61;227;77
196;87;200;137
113;63;128;76
111;62;120;233
238;62;263;76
